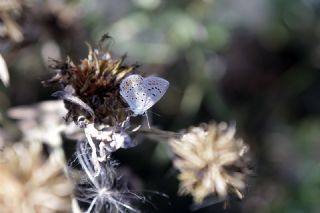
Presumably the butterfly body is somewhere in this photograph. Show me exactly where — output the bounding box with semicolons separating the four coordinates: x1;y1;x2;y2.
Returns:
120;74;169;116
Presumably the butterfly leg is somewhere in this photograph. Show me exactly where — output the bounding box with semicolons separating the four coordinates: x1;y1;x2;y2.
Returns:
145;112;151;128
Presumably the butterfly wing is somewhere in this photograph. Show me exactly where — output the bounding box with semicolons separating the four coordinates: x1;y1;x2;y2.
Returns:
120;74;149;115
143;76;169;110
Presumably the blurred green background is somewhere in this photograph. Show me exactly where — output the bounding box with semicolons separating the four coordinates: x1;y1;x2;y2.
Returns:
1;0;320;212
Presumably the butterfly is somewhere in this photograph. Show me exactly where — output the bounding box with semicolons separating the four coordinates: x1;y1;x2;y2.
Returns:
120;74;169;116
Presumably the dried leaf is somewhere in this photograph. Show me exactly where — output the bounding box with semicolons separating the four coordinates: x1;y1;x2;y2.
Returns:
52;90;95;118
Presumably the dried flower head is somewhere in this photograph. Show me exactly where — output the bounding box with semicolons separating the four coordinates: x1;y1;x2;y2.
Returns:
43;38;139;126
0;143;73;212
169;122;250;203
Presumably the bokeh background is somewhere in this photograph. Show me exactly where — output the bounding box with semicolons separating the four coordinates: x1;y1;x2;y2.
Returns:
1;0;320;212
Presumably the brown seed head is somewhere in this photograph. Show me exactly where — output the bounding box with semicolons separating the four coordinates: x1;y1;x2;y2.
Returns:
43;43;138;126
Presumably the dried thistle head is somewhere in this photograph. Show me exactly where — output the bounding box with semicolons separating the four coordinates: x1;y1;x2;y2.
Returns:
0;143;73;212
169;122;250;203
43;39;139;126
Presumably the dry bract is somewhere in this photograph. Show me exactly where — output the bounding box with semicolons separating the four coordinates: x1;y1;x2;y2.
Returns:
169;122;250;203
0;143;73;212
